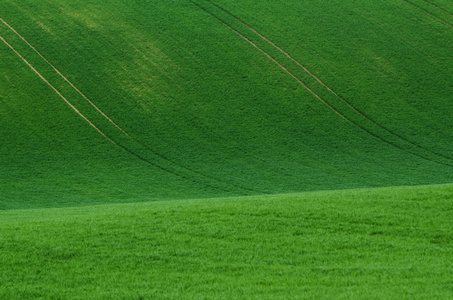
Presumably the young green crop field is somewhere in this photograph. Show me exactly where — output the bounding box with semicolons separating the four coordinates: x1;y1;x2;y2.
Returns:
1;184;452;299
1;0;452;298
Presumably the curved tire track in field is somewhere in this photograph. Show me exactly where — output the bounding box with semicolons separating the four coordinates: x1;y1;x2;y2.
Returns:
0;20;262;194
1;18;132;138
225;27;453;168
421;0;453;16
0;34;230;193
228;26;348;120
189;0;453;167
204;0;453;163
0;35;117;145
402;0;453;27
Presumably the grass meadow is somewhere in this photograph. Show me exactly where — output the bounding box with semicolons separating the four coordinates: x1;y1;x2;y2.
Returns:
1;0;452;298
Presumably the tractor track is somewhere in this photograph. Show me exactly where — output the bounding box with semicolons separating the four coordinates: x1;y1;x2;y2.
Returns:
203;0;453;163
402;0;453;27
1;20;262;194
1;34;224;192
226;30;453;168
0;35;116;145
421;0;453;16
0;18;132;138
189;0;453;167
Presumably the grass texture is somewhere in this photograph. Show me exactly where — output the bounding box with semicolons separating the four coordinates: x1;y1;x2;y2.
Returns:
1;0;452;208
1;184;452;299
0;0;452;298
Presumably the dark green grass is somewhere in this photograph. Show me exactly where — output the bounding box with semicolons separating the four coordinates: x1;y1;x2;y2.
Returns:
1;184;452;299
1;0;452;208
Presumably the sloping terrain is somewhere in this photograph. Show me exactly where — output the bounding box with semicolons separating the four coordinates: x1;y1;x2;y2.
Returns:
1;0;452;209
1;1;452;298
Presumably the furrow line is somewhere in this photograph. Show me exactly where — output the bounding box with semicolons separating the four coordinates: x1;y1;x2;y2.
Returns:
207;1;346;100
188;0;346;119
126;135;262;194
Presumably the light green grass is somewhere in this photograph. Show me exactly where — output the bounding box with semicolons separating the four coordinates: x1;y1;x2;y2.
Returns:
1;184;452;299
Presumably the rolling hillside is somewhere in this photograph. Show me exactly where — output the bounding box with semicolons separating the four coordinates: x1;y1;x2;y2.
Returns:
1;0;452;208
1;1;452;298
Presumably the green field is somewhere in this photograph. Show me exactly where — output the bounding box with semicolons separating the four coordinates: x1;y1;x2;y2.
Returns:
1;0;452;298
1;185;452;299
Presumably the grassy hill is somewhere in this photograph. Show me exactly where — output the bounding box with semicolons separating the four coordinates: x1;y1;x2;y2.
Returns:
1;0;452;298
1;0;452;208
